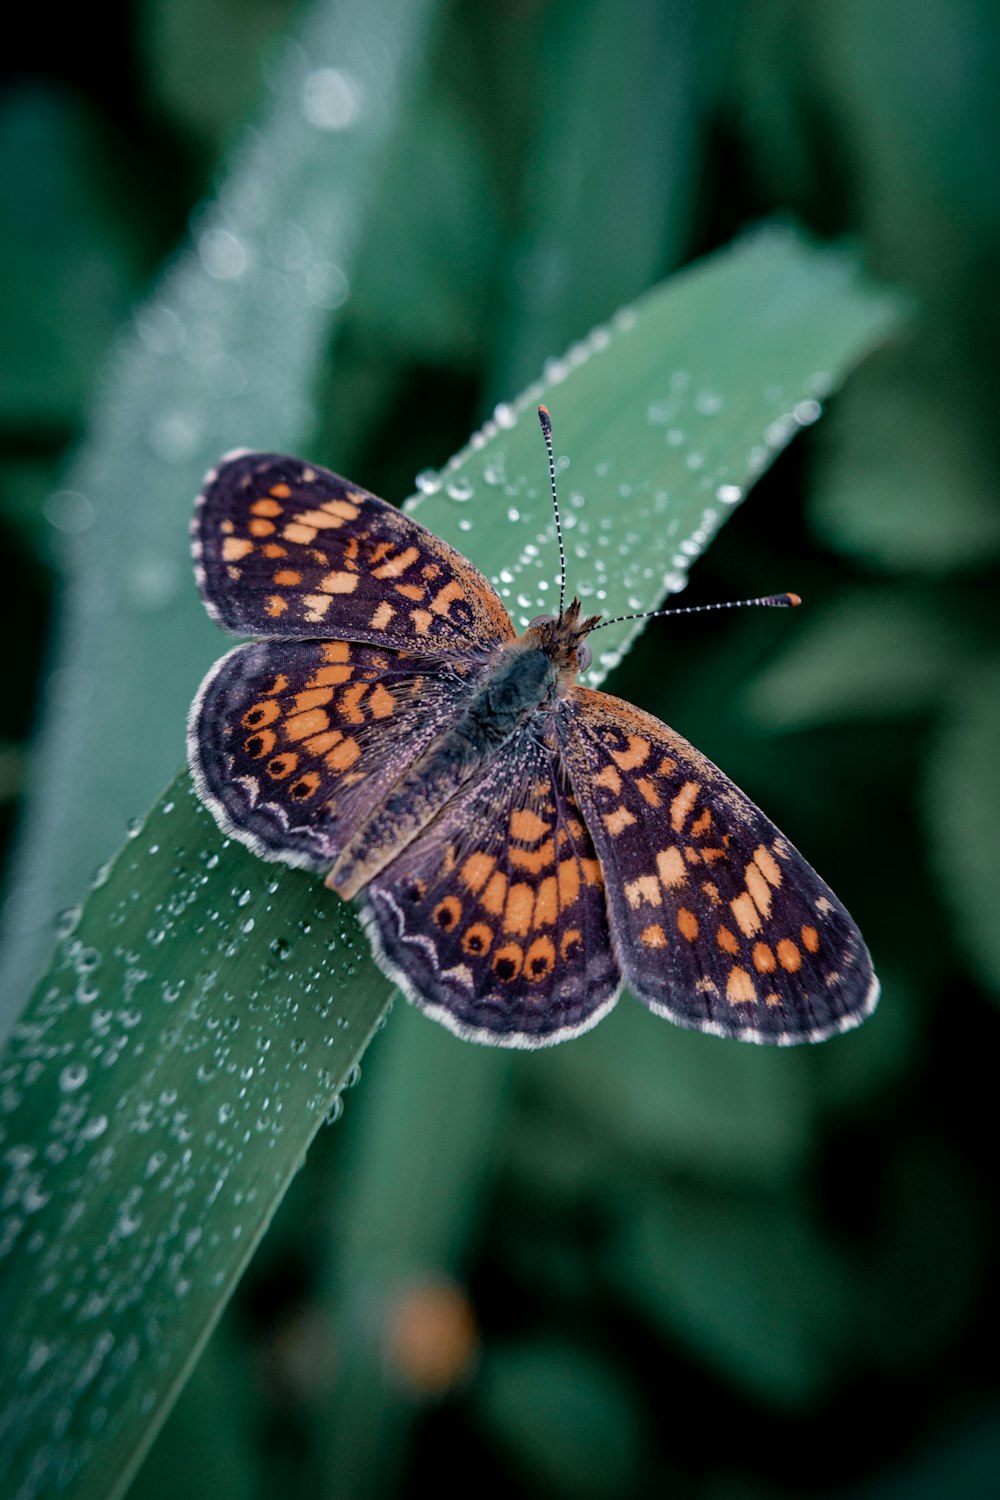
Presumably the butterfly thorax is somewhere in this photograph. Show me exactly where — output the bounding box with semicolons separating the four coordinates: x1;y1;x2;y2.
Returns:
327;601;599;899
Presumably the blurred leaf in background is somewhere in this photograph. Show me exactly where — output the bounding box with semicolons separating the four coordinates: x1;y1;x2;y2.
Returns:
2;1;1000;1500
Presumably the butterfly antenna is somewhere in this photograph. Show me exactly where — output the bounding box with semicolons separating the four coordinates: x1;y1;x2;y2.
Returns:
593;592;801;630
537;405;567;620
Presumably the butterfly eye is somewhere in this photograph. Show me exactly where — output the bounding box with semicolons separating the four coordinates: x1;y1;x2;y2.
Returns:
527;613;556;630
576;642;593;671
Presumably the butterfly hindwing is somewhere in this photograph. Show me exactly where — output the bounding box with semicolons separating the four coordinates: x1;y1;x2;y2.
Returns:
360;733;621;1047
189;637;479;872
559;687;878;1044
194;451;516;654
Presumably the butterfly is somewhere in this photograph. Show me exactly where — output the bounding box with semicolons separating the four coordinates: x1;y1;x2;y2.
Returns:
188;407;878;1049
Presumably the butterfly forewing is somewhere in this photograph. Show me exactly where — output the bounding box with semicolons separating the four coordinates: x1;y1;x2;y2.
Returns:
361;733;621;1047
189;637;481;872
194;451;515;654
559;687;878;1044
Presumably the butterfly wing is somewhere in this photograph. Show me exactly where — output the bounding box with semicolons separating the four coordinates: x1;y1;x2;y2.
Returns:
360;733;621;1047
558;687;879;1044
194;450;515;654
189;637;480;872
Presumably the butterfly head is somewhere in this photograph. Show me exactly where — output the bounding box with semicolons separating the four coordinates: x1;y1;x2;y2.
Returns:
523;596;602;678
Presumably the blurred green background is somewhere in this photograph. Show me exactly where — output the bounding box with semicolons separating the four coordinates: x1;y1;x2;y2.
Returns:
1;2;999;1498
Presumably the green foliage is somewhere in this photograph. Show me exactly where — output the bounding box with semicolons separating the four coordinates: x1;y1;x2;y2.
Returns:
2;1;999;1499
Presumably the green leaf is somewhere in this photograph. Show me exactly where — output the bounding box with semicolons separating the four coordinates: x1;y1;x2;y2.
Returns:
0;0;444;1017
605;1187;851;1408
475;1340;643;1498
744;587;970;729
924;653;1000;1001
0;226;903;1499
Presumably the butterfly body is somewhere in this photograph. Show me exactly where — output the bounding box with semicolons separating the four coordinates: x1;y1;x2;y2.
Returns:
189;447;878;1049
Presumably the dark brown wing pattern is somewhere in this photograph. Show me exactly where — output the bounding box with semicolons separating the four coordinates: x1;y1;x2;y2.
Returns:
558;687;878;1044
193;450;515;655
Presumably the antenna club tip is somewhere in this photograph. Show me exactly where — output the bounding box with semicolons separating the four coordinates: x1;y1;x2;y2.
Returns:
537;404;552;432
785;592;802;607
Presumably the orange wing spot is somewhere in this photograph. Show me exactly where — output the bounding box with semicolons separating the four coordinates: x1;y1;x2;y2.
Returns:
293;688;333;713
801;925;820;953
745;863;773;917
266;595;288;618
524;937;556;983
273;569;302;587
244;729;277;758
730;892;762;937
533;876;558;928
481;871;508;917
603;806;636;836
753;942;777;973
303;594;333;622
460;853;495;895
269;483;292;499
368;684;395;719
580;859;603;886
263;543;288;558
227;566;242;581
370;601;395;630
290;506;353;533
321;642;351;662
318;570;359;595
702;882;721;905
685;847;700;864
433;896;462;931
422;563;443;581
594;764;622;794
462;923;493;956
411;609;433;635
395;583;425;601
282;523;316;545
560;928;583;962
765;992;782;1007
641;923;667;949
373;546;420;579
320;497;360;520
636;777;661;807
717;925;740;955
326;738;361;772
430;581;464;616
220;519;234;533
657;756;677;776
556;858;580;906
656;846;687;889
339;682;368;724
222;536;254;562
777;939;802;972
677;908;699;942
610;733;651;771
242;700;280;730
726;967;756;1005
309;664;353;687
696;977;720;997
248;518;275;537
566;817;586;840
700;847;727;864
284;708;330;742
263;673;289;696
252;497;283;516
303;730;344;757
691;808;712;837
510;808;551;842
510;840;555;874
754;845;783;886
624;875;661;910
267;753;297;779
503;883;535;937
669;780;700;832
492;943;523;983
289;772;320;801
